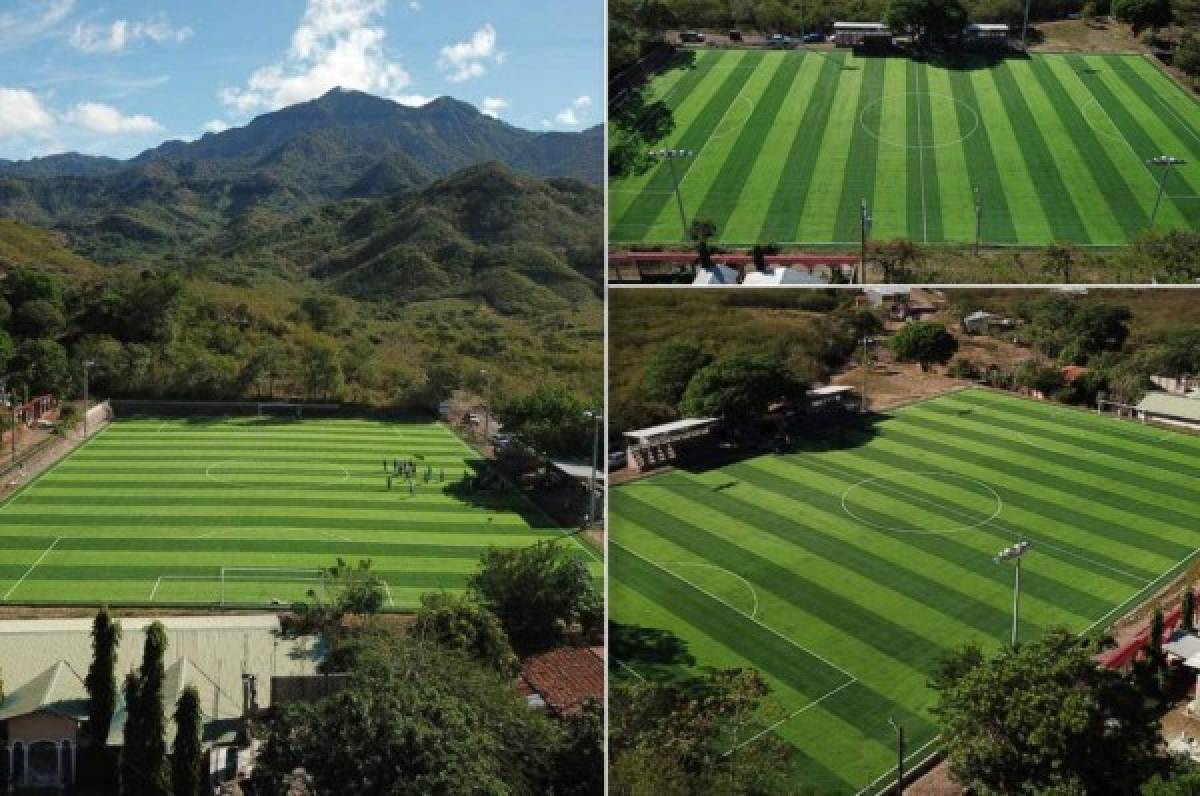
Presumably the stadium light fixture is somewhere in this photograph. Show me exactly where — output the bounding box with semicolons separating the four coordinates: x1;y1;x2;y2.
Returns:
82;360;95;438
1147;155;1186;228
584;409;601;527
994;540;1032;647
650;148;695;242
973;187;983;256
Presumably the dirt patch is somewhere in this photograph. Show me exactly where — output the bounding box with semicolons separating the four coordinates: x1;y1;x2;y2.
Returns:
1031;18;1141;52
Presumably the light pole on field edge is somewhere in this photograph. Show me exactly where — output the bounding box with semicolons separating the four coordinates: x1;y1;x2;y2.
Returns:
480;368;493;444
973;187;983;256
650;148;694;242
994;540;1033;647
1147;155;1185;228
1;376;12;467
584;409;601;527
888;716;905;795
1021;0;1032;50
82;360;95;438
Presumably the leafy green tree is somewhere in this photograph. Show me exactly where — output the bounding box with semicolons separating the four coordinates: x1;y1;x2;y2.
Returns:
1154;327;1200;383
0;296;11;328
1113;0;1172;34
296;335;344;400
552;698;604;796
122;621;169;796
641;342;714;409
886;0;968;42
1015;360;1065;396
690;218;718;270
85;607;121;745
869;238;923;283
499;384;594;458
11;338;70;395
1149;606;1166;674
889;322;959;372
1043;243;1076;284
11;299;65;338
254;634;572;795
298;294;348;332
414;592;519;676
2;266;65;309
610;669;796;795
931;628;1164;794
679;351;808;422
1063;304;1132;364
1177;34;1200;78
1184;584;1196;632
1143;767;1200;794
170;686;204;796
469;541;597;650
0;330;13;373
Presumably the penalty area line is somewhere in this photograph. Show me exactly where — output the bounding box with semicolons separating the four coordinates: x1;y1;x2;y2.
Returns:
723;677;859;756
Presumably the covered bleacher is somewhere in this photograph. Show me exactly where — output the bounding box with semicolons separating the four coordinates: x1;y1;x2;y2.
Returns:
610;251;859;284
622;417;718;472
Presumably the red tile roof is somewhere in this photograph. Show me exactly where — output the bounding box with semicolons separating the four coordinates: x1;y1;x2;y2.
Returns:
518;646;603;715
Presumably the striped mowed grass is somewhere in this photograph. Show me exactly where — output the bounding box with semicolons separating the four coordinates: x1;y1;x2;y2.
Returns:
609;50;1200;247
0;417;599;608
610;388;1200;794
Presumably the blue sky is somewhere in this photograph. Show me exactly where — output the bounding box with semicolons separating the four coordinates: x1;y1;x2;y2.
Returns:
0;0;603;160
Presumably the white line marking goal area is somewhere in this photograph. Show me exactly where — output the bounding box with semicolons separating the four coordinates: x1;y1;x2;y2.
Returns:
2;536;62;600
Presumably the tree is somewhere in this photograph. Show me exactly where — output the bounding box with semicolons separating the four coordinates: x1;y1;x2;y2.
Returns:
296;335;343;400
171;686;204;796
122;621;169;796
869;239;922;283
84;607;121;745
298;294;348;332
931;628;1164;794
414;592;519;675
11;338;70;395
1143;767;1200;794
551;698;604;796
610;669;796;795
886;0;968;43
1015;360;1065;396
889;322;959;372
1112;0;1172;34
1184;584;1196;632
11;298;65;338
1148;606;1166;674
679;351;809;422
1064;304;1132;364
641;342;714;408
254;634;572;795
469;541;597;650
1043;243;1076;284
690;218;717;270
1177;34;1200;79
2;266;65;309
0;330;13;373
499;384;594;458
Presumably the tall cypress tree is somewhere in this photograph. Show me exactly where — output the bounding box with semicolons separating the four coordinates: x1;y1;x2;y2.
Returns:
122;622;169;795
171;686;204;796
1184;584;1196;632
85;606;121;744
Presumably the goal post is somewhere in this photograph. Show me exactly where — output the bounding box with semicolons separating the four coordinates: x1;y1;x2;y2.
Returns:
1097;399;1141;421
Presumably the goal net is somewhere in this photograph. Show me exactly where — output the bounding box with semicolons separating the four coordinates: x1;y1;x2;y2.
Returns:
220;566;325;606
1097;399;1140;421
258;403;304;419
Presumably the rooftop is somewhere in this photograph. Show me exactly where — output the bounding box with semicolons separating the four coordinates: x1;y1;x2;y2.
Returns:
623;417;718;443
518;647;603;715
1137;391;1200;422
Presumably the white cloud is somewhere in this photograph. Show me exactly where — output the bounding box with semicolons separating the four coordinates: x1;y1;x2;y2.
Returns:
555;107;579;126
69;14;192;54
438;23;501;83
549;95;593;128
574;95;592;109
220;0;411;115
203;119;230;134
480;96;507;118
409;1;421;9
0;88;55;137
64;102;163;134
0;0;74;40
394;94;434;107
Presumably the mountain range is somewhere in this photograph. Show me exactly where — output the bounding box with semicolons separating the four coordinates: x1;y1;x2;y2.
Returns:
0;88;602;266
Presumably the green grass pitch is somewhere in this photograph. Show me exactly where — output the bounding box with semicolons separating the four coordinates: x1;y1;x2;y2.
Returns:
0;417;599;608
609;389;1200;793
609;50;1200;247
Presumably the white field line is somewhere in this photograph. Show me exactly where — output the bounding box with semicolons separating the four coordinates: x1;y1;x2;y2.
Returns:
1155;94;1200;147
1082;546;1200;636
724;677;859;756
613;540;858;681
827;458;1154;586
3;536;62;600
1079;92;1161;193
661;560;760;618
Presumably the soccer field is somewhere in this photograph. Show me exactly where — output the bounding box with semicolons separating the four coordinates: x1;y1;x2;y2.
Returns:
0;417;599;608
610;50;1200;247
610;389;1200;793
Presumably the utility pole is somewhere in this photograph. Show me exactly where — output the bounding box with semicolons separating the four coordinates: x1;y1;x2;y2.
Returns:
480;368;493;444
994;540;1032;647
889;717;905;795
1021;0;1032;50
1;377;12;467
651;148;695;242
859;200;872;285
860;336;870;414
973;187;983;256
1147;155;1185;228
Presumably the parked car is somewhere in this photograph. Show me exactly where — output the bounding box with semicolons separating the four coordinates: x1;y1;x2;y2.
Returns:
490;432;512;449
767;33;793;48
728;29;743;41
466;412;481;425
680;30;706;43
608;450;628;470
802;32;823;43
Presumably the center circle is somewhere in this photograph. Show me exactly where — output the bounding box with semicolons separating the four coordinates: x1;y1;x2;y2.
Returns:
859;92;980;149
710;95;755;140
206;459;350;488
841;471;1002;534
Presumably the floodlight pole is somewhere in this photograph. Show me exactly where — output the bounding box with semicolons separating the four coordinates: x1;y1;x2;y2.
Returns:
82;360;95;438
585;409;601;527
994;540;1032;647
651;149;694;242
861;336;870;415
973;187;983;256
480;368;492;444
1148;156;1186;228
888;717;905;794
1;376;12;467
1021;0;1032;50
